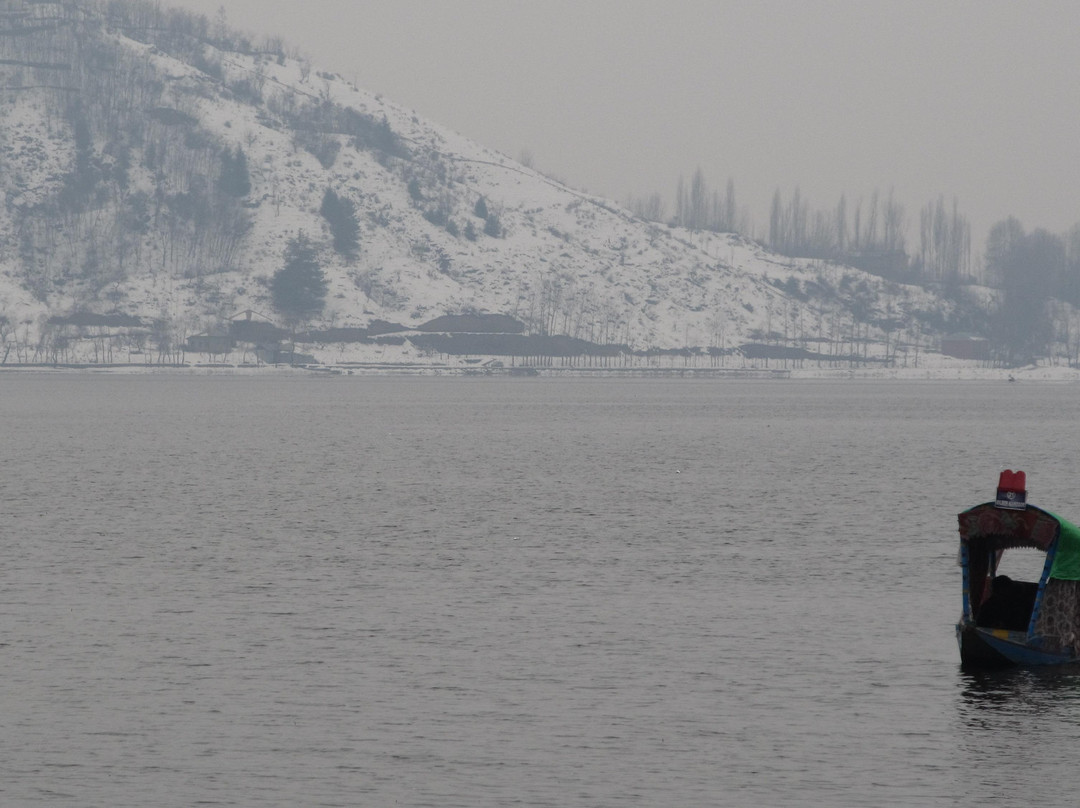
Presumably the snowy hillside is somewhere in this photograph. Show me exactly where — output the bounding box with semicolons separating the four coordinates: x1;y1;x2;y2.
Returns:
0;1;969;364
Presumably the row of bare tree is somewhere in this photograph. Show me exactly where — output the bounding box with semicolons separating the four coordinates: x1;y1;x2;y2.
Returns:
628;170;977;287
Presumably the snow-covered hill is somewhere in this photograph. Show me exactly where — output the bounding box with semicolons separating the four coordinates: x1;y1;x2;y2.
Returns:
0;0;968;363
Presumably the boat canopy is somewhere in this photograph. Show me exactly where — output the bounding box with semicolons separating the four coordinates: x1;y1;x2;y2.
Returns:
959;503;1062;554
959;503;1080;606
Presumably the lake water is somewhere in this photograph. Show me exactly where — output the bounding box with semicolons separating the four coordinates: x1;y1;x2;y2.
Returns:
3;375;1080;807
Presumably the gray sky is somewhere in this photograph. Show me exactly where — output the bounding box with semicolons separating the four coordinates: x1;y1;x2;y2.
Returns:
173;0;1080;251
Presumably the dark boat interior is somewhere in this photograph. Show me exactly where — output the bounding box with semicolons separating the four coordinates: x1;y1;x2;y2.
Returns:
974;575;1039;632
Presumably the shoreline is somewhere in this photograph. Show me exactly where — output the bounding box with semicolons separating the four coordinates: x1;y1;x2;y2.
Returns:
0;361;1074;381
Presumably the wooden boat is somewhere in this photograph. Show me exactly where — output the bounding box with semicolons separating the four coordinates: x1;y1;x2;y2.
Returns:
957;470;1080;668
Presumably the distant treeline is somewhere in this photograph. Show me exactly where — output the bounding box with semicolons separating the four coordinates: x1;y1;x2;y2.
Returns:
629;168;1080;363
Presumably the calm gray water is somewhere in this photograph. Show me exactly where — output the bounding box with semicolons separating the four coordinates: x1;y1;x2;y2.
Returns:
3;375;1080;807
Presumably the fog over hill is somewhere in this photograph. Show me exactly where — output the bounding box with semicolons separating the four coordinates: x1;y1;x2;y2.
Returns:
0;0;979;365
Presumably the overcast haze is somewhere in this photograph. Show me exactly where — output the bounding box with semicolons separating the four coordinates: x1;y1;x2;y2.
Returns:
173;0;1080;250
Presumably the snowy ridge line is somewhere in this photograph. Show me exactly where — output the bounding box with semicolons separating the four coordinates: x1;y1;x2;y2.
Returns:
211;44;646;233
0;4;976;364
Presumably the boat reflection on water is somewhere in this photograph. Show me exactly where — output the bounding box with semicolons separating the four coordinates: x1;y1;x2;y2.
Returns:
954;626;1080;804
960;666;1080;713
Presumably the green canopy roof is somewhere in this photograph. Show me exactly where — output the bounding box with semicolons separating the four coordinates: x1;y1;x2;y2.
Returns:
1046;510;1080;580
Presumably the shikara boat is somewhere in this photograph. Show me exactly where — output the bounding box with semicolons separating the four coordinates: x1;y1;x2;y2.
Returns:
957;470;1080;668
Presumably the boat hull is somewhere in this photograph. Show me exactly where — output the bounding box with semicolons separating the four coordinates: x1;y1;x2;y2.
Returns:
957;623;1080;668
